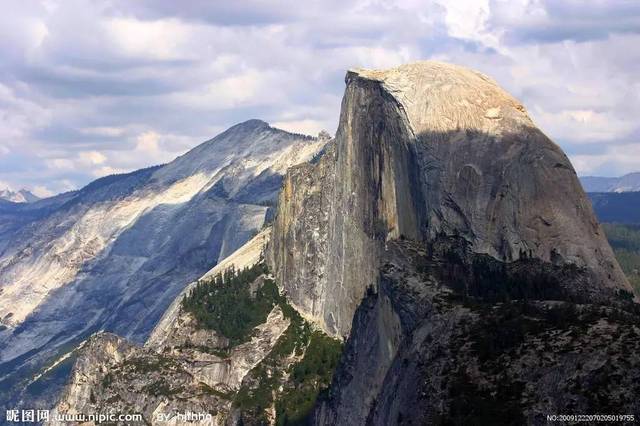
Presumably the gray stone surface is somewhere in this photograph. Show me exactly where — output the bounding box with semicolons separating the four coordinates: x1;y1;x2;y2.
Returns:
49;304;290;426
44;61;640;425
268;61;633;338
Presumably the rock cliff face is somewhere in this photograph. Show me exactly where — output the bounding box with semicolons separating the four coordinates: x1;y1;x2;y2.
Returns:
49;307;290;426
313;239;640;425
0;120;325;411
268;61;633;338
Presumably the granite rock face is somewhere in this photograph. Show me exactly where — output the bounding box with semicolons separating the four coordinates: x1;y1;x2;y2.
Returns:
49;306;290;426
44;61;638;424
268;61;633;338
313;239;640;425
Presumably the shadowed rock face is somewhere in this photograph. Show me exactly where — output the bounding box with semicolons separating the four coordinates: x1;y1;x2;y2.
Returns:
268;61;633;338
313;239;640;426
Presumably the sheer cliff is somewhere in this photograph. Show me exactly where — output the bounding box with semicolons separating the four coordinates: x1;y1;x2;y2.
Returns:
0;120;326;411
267;61;633;338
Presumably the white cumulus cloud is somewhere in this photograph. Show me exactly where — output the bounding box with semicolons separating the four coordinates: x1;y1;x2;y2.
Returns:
0;0;638;194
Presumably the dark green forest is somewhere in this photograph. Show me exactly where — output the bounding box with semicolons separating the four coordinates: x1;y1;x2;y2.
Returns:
181;261;343;424
602;223;640;292
181;262;278;346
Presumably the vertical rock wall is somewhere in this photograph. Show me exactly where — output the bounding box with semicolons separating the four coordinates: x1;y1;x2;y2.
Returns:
268;61;633;338
267;72;427;337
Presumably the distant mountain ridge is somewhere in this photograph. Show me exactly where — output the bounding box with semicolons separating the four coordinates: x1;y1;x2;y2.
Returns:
588;191;640;225
0;188;40;203
580;172;640;192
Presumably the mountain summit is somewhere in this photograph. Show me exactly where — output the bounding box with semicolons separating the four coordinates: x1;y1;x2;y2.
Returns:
269;60;632;338
0;188;40;203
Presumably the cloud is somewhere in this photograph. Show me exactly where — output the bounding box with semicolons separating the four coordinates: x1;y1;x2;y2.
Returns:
78;151;107;166
532;107;637;144
32;185;54;198
105;17;193;61
92;166;126;178
135;131;160;154
571;143;640;177
489;0;640;44
271;120;328;136
80;127;126;137
0;0;638;195
438;0;501;50
109;0;306;26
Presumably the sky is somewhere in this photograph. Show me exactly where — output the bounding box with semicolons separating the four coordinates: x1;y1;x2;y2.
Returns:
0;0;639;197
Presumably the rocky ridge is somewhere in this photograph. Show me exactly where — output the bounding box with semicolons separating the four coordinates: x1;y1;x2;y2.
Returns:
0;188;40;204
0;120;326;412
49;307;290;426
313;239;640;425
49;230;280;425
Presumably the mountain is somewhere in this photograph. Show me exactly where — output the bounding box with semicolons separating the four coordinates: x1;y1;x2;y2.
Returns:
0;119;326;411
268;62;631;338
267;62;638;423
0;188;40;203
580;172;640;192
588;191;640;225
51;62;640;424
49;230;297;424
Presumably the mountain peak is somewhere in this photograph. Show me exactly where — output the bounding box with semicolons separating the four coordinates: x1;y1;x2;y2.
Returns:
152;119;323;186
269;60;633;338
38;61;640;425
580;172;640;193
232;118;271;130
0;187;40;203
